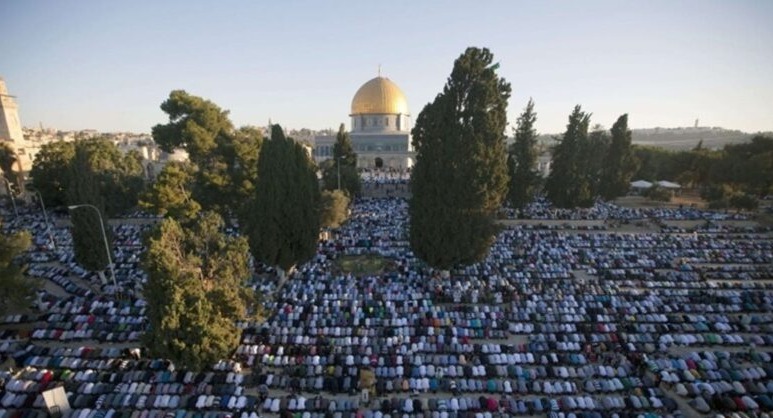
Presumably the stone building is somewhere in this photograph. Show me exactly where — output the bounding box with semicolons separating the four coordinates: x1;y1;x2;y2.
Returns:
0;77;32;173
315;75;414;169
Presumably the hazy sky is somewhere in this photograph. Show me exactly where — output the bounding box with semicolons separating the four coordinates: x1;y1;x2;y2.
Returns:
2;0;772;134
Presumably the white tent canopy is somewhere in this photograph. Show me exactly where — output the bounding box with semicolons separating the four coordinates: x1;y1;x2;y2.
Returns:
657;180;681;189
630;180;653;189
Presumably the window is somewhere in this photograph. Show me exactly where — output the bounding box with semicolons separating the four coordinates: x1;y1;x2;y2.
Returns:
385;117;389;126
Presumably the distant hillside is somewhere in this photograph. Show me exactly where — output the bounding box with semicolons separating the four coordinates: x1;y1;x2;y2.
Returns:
533;127;770;151
630;127;759;150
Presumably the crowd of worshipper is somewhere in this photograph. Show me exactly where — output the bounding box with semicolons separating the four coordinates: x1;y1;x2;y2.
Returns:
359;170;411;196
360;169;411;186
1;193;773;418
501;197;753;222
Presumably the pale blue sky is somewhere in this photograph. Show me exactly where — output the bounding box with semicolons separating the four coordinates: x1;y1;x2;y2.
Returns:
2;0;772;134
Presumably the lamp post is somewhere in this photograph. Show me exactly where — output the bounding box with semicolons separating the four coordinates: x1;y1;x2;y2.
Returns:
2;177;18;217
68;204;117;290
33;191;57;250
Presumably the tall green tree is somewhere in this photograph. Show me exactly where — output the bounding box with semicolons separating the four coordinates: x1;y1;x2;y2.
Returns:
67;141;113;276
152;90;234;162
584;124;610;198
152;91;262;216
322;124;360;196
69;138;144;216
409;47;511;269
0;226;32;315
545;106;593;208
103;148;146;216
722;135;773;196
140;161;201;221
632;146;679;181
143;211;253;371
30;141;76;208
228;126;263;203
507;98;540;209
30;138;144;214
334;123;357;167
599;114;637;200
245;125;320;275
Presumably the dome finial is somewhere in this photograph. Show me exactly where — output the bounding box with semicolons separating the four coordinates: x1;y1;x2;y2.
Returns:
378;64;381;77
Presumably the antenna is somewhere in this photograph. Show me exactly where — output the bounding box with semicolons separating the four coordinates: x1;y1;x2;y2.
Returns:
378;64;382;77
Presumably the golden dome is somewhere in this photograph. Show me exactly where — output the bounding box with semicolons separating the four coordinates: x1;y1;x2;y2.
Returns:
351;77;409;115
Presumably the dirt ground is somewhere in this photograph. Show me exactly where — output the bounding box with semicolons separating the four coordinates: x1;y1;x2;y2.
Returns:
614;193;707;210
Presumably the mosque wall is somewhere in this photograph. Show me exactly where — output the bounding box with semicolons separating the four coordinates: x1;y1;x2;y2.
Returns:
351;114;411;134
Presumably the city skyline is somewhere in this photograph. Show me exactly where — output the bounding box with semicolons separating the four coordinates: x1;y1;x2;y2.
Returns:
1;0;772;135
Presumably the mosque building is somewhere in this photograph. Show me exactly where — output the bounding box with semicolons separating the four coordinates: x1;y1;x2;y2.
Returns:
314;75;414;170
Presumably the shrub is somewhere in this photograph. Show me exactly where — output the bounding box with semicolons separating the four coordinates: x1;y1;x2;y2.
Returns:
729;193;758;211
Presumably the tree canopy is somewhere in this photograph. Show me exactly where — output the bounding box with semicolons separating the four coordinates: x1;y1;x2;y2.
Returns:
321;124;360;196
545;106;594;208
409;47;511;269
140;161;201;221
245;125;320;274
599;114;637;200
320;189;351;228
30;141;76;208
152;90;234;161
30;138;144;214
0;225;32;315
67;141;113;274
632;134;773;199
151;90;262;217
507;98;541;210
0;143;23;194
143;211;253;371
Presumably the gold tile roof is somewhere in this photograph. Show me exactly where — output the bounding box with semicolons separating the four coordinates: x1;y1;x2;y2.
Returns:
351;77;409;115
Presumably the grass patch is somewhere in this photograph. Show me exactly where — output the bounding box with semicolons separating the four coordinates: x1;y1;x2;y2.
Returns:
335;255;389;276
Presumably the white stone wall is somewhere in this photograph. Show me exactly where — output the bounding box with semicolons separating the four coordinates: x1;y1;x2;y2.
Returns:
1;79;33;172
356;153;414;169
350;113;411;134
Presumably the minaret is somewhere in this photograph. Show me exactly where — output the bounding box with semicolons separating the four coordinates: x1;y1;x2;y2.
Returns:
0;77;30;175
0;78;24;144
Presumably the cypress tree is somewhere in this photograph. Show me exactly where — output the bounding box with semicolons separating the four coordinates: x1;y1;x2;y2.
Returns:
67;141;112;274
599;114;637;200
545;106;593;208
409;47;511;270
322;123;360;195
584;125;610;199
507;98;540;210
246;125;320;275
